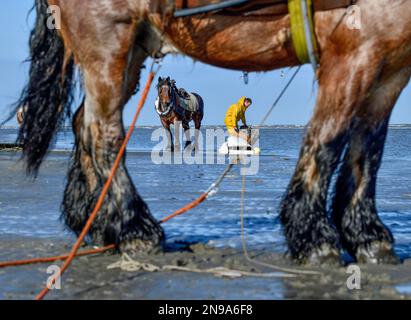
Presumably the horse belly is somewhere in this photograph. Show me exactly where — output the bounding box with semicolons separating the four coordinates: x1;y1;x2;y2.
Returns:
150;14;299;71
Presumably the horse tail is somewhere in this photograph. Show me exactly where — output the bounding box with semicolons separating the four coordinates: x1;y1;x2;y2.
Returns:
16;0;75;175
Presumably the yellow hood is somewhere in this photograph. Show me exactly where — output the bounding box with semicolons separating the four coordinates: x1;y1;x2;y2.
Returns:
224;97;248;128
237;96;246;106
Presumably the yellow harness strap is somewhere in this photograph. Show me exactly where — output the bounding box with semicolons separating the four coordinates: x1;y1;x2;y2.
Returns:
288;0;319;70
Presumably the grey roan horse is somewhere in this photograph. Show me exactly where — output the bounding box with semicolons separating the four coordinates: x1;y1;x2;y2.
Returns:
156;77;204;152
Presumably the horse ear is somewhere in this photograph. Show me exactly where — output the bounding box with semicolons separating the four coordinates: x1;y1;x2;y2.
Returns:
158;76;162;83
166;76;170;82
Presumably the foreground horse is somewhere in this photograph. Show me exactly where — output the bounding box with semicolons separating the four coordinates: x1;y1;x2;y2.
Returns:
14;0;411;263
156;77;204;151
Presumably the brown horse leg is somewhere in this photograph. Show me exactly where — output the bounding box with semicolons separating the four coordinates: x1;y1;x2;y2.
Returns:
193;114;202;152
162;119;174;152
62;101;100;237
332;68;411;264
279;51;386;264
173;119;182;151
62;17;164;252
182;121;192;149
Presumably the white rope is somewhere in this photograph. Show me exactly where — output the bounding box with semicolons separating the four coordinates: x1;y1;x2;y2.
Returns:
240;173;322;276
107;253;295;279
301;0;319;73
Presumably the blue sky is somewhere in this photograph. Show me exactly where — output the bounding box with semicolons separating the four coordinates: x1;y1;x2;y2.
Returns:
0;1;409;126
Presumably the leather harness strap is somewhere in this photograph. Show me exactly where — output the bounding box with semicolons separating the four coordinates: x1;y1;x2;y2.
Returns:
288;0;318;71
289;0;356;69
174;0;353;15
173;0;355;70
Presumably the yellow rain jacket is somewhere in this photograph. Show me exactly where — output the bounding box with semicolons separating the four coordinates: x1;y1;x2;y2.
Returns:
225;96;248;129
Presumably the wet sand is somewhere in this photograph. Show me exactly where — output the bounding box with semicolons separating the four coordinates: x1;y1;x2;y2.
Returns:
1;236;411;300
1;136;411;300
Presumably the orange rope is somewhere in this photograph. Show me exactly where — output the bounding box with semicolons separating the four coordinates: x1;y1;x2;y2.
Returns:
159;163;234;223
0;68;230;299
0;193;209;271
34;70;155;300
0;245;115;268
160;193;208;224
0;163;232;272
0;63;300;297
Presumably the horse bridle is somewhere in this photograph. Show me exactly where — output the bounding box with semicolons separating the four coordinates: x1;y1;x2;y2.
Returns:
156;82;176;117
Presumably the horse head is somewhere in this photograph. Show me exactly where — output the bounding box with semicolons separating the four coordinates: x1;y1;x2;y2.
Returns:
156;76;176;116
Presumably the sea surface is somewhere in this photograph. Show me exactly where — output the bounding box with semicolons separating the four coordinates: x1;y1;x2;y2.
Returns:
1;126;410;259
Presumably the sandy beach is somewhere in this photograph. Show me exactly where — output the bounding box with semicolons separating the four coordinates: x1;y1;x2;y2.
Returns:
1;236;411;300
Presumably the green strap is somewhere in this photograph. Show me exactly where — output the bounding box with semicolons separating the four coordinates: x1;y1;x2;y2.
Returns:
288;0;318;67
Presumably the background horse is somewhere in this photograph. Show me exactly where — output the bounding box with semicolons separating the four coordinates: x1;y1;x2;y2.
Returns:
13;0;411;263
156;76;204;151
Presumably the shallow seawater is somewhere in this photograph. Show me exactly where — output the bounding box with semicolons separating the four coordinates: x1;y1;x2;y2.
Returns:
396;282;411;295
0;127;410;259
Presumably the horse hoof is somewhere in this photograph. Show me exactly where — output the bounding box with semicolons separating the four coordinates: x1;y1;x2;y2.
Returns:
184;141;192;149
119;238;163;255
303;244;341;266
355;241;399;264
165;146;174;152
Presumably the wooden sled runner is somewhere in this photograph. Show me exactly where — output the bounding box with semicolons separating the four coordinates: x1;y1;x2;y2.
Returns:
219;128;261;155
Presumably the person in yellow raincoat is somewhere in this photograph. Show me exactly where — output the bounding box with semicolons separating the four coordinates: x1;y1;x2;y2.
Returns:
224;97;252;143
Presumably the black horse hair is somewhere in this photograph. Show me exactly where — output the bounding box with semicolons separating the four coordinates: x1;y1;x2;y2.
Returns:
9;0;76;176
